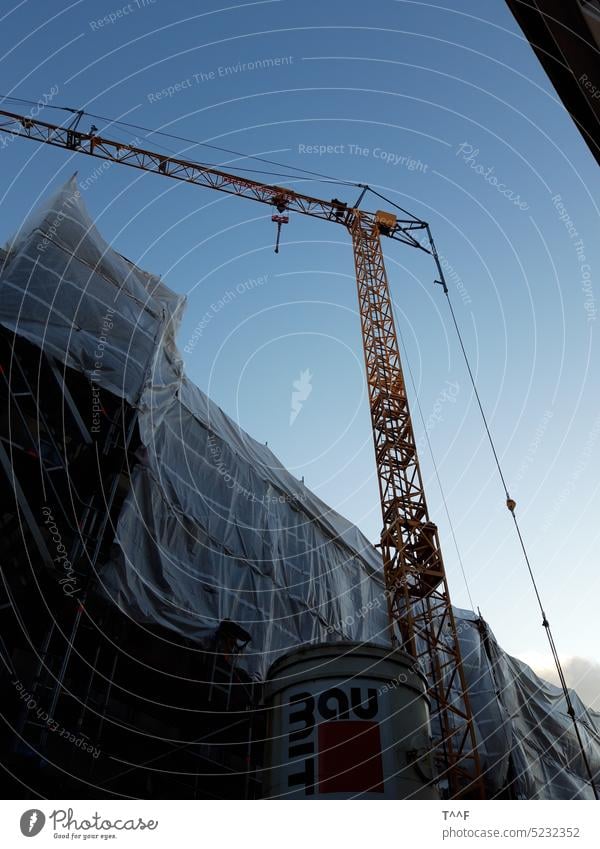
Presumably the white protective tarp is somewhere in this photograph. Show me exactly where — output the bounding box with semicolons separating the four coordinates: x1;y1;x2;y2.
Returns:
453;610;600;799
1;179;598;799
0;175;185;405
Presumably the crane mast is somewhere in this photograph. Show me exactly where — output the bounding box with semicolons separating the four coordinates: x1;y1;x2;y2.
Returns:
350;213;482;795
0;108;484;798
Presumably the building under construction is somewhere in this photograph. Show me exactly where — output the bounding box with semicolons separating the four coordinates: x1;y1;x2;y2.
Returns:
1;178;599;800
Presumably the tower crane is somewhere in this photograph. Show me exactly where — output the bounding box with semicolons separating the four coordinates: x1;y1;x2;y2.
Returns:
0;107;484;798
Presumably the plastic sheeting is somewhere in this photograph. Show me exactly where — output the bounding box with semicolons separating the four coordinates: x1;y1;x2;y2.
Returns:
1;178;599;799
0;176;185;406
454;611;600;799
109;375;389;674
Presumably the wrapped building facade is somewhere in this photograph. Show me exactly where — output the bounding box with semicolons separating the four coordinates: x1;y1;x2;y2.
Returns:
0;179;598;799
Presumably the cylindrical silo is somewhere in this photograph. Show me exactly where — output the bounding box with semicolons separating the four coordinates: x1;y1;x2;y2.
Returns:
262;641;438;799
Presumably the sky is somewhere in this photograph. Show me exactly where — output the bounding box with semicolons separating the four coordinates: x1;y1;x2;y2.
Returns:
0;0;599;694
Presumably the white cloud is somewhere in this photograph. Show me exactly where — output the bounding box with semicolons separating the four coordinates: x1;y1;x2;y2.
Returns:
530;656;600;711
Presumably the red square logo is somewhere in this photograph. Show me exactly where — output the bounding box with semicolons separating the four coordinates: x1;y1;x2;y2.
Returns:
317;720;384;794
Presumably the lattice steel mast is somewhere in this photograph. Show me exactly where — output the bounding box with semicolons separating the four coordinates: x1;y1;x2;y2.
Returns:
0;108;484;798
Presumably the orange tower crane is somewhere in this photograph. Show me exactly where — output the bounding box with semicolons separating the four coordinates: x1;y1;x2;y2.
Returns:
0;107;485;798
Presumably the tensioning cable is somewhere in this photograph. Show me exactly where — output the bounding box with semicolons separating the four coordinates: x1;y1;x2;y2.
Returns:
424;224;599;800
0;95;362;188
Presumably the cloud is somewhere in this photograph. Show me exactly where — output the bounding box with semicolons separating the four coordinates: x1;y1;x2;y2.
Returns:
532;656;600;711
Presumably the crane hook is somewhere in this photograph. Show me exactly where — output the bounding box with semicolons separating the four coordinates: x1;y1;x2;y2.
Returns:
271;213;289;253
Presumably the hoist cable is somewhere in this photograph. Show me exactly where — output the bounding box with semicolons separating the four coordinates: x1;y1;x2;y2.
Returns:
396;322;476;612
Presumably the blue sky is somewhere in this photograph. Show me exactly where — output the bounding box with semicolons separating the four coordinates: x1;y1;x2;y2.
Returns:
1;0;599;678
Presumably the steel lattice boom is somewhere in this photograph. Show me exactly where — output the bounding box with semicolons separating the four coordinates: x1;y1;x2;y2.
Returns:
0;106;485;798
350;213;483;796
0;109;427;246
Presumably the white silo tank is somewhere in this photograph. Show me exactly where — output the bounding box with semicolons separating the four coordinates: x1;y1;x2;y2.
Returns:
263;641;438;799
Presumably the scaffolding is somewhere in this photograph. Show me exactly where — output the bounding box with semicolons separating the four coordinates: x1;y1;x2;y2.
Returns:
0;325;261;799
